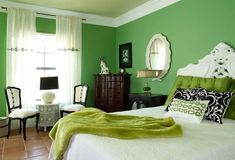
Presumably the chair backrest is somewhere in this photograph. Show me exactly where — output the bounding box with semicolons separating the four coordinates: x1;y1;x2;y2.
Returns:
4;86;22;113
73;85;88;106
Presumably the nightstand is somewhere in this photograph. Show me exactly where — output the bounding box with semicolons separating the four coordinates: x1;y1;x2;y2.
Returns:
0;117;8;137
128;93;167;110
36;103;60;131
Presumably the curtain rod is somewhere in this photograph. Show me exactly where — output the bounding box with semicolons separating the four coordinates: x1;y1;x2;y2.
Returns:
1;6;86;21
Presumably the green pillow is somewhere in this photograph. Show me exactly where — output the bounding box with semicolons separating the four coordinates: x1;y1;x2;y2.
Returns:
225;79;235;119
164;76;235;119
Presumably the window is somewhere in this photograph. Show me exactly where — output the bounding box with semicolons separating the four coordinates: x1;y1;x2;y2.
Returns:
32;33;75;104
34;33;57;101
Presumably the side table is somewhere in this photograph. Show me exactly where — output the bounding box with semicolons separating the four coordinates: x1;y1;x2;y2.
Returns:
128;93;167;110
36;103;60;131
0;117;8;137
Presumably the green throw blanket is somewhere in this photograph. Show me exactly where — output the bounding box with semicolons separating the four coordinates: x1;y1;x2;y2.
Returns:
49;108;183;160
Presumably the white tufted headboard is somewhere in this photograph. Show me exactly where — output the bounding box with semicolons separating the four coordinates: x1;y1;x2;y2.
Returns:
177;42;235;78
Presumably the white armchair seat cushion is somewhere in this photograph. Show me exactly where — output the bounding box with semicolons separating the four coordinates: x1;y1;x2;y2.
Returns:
61;104;85;112
9;108;38;119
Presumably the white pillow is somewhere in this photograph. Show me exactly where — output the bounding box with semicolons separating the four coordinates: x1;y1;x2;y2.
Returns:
165;98;209;124
62;104;85;112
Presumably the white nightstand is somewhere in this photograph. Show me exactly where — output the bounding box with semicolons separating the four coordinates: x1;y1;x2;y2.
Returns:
36;103;60;131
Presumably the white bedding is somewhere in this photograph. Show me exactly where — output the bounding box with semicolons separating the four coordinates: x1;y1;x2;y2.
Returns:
51;106;235;160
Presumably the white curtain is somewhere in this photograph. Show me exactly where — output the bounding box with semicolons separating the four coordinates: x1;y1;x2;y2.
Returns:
56;15;82;104
7;8;37;108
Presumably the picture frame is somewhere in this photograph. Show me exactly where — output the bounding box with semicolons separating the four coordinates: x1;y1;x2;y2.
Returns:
119;42;132;68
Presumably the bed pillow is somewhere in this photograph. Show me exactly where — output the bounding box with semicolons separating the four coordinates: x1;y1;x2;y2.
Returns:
164;76;234;119
173;87;205;100
167;87;234;123
224;79;235;119
165;88;205;111
197;89;234;124
165;98;209;124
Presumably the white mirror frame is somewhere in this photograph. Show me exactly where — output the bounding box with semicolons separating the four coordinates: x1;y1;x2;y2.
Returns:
145;33;171;81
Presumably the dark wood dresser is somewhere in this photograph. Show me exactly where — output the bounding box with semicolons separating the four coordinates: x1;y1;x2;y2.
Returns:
95;74;131;112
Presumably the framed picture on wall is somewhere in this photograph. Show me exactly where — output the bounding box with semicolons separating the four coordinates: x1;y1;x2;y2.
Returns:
119;42;132;68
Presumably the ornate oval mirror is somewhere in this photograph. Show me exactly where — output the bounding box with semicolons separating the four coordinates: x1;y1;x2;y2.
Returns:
145;33;171;80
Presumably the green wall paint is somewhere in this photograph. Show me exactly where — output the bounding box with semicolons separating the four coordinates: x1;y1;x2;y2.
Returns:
116;0;235;95
36;17;56;34
0;13;7;116
82;24;116;106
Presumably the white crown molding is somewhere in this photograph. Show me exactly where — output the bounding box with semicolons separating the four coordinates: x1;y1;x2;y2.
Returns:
79;13;114;27
114;0;180;27
0;0;180;27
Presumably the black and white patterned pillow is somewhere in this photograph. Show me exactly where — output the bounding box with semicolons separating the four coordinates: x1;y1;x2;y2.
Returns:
173;88;205;100
167;87;234;124
165;88;205;111
197;89;234;124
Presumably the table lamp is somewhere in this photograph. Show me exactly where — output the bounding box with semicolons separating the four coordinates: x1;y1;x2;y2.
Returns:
40;76;59;104
136;69;160;94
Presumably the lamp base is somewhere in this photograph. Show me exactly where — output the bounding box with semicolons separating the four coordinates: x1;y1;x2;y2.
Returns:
42;91;55;104
143;86;151;95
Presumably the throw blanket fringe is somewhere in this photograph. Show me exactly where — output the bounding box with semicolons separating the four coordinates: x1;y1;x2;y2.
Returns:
49;108;183;160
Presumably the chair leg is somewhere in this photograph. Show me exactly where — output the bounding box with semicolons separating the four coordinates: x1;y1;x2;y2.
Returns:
7;118;11;139
22;119;27;140
36;113;39;133
19;119;22;133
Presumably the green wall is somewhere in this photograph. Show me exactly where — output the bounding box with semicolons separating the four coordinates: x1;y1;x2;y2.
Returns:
0;12;7;116
116;0;235;95
36;17;56;34
82;24;116;106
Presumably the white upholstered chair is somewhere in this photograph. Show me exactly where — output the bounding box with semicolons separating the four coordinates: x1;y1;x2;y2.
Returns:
5;86;39;140
60;85;88;117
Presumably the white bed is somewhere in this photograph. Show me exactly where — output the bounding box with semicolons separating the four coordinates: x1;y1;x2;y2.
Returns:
49;42;235;160
61;106;235;160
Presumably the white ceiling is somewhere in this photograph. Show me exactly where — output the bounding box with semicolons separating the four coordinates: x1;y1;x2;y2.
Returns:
0;0;180;27
5;0;151;18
